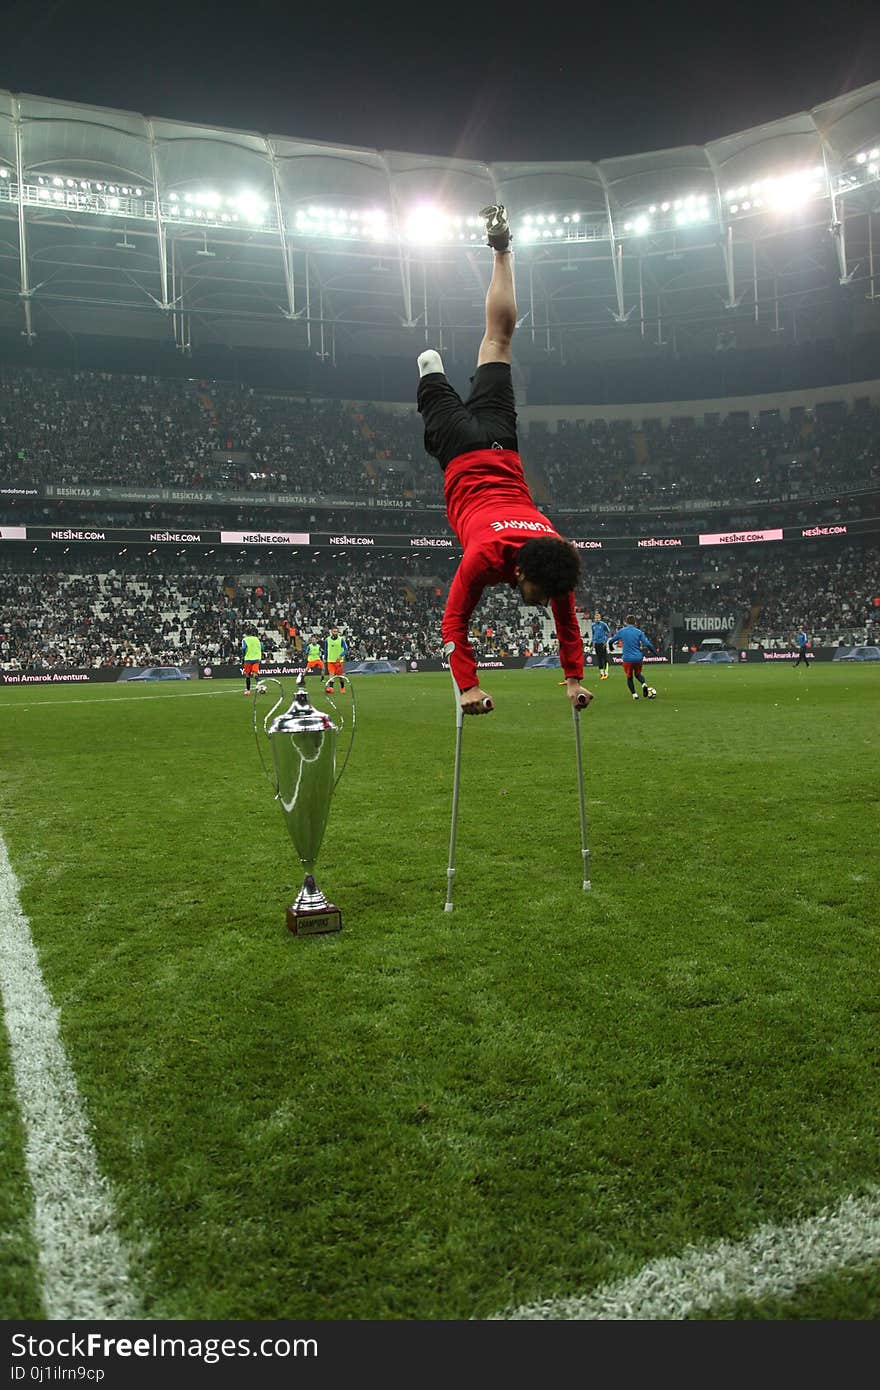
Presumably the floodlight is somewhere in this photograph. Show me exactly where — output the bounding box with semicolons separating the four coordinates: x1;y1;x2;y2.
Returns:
571;213;580;222
231;191;266;222
856;152;867;163
633;214;650;234
660;201;670;212
0;168;7;178
404;206;449;242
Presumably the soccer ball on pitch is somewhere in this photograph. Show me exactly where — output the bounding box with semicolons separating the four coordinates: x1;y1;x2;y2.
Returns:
646;686;657;699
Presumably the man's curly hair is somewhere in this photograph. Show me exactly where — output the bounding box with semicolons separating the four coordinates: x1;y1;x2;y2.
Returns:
515;536;581;596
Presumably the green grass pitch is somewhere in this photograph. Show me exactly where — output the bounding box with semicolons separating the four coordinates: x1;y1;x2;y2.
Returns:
0;664;878;1319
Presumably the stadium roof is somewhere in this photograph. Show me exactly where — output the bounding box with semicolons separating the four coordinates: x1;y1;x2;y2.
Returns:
0;82;878;367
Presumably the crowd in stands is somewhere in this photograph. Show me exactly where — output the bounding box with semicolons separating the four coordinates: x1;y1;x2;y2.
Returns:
2;364;878;670
1;543;876;672
2;366;879;516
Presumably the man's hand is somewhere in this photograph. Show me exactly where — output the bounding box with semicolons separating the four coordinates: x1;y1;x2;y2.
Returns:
460;685;494;715
566;678;593;710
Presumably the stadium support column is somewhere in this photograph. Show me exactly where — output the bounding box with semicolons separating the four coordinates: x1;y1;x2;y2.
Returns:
146;121;170;312
722;225;741;310
398;246;415;329
383;160;417;329
869;213;877;301
528;261;536;346
13;100;35;345
597;167;633;324
170;237;190;355
818;135;854;286
304;252;311;351
267;142;300;321
706;147;741;311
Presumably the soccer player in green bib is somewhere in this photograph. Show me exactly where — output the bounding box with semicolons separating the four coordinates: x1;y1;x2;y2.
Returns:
241;631;263;694
322;627;349;694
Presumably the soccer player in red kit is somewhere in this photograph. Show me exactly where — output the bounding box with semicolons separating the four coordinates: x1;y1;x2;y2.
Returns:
417;205;593;717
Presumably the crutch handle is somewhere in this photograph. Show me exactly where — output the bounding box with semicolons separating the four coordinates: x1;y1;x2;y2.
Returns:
481;697;494;712
575;693;589;708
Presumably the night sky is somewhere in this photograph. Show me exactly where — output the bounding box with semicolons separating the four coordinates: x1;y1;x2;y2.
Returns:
0;0;878;162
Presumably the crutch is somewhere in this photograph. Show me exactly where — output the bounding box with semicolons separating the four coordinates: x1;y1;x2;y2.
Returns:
572;694;591;891
444;642;492;912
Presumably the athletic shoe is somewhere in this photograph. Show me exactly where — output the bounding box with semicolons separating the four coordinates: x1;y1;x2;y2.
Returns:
325;685;333;695
632;693;640;701
642;685;650;697
600;671;608;680
479;204;511;251
417;349;445;378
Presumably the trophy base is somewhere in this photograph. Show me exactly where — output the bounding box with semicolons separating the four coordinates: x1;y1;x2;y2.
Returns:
286;874;342;936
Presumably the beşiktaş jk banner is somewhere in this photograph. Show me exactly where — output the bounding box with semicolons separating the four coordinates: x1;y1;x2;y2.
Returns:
40;483;439;511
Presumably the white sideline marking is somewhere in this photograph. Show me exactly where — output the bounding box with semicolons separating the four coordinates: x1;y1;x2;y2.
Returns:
0;833;139;1319
0;687;242;711
493;1191;880;1319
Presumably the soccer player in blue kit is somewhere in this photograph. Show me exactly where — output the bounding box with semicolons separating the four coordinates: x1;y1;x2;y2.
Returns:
609;616;657;700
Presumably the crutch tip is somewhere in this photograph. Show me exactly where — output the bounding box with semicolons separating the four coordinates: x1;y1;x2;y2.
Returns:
444;902;454;913
583;880;591;891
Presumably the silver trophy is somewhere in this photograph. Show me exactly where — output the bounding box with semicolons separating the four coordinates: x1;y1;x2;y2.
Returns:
254;672;354;935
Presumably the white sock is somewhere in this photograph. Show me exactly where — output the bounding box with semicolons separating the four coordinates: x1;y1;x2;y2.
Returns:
417;349;445;378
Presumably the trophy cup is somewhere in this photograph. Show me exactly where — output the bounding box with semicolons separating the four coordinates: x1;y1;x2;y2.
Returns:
255;673;354;935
